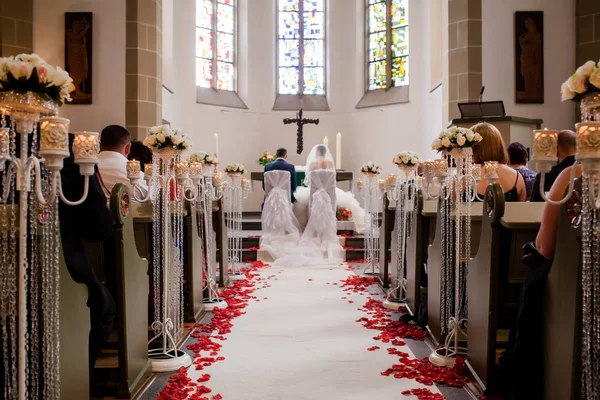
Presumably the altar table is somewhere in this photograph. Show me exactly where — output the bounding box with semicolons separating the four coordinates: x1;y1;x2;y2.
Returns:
250;171;354;191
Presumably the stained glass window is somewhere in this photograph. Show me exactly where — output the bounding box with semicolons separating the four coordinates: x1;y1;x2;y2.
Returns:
367;0;408;90
277;0;326;95
196;0;236;91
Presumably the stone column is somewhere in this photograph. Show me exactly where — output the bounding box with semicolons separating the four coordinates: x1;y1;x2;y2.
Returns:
576;0;600;66
442;0;482;124
0;0;33;57
126;0;162;139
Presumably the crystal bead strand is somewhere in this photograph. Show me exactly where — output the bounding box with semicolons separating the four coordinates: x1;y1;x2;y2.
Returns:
151;155;161;332
591;171;600;397
50;196;60;399
581;174;593;398
7;124;17;399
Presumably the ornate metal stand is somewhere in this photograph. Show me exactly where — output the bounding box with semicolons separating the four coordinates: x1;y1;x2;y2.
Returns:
0;94;98;400
130;151;191;372
383;167;416;310
224;174;249;281
361;172;382;276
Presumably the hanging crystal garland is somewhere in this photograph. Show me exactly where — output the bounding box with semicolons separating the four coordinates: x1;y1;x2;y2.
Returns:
359;162;383;276
128;126;192;372
223;165;250;281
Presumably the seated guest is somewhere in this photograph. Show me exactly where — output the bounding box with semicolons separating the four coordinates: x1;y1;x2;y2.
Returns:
507;142;537;200
530;129;576;202
58;135;116;373
98;125;148;199
128;139;153;171
471;122;527;202
535;164;582;260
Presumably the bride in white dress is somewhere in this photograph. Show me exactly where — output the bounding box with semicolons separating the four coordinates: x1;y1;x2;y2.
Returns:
294;145;366;234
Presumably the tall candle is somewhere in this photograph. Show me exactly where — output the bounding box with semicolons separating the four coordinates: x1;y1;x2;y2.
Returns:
323;136;329;148
336;132;342;170
214;133;219;156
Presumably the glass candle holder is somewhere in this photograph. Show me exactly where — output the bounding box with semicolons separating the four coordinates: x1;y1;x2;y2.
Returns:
385;173;397;189
241;178;250;189
422;161;435;180
189;162;203;179
532;128;558;161
433;159;448;178
39;117;70;169
575;122;600;173
379;179;385;191
484;161;499;180
213;171;223;187
73;131;100;176
126;159;141;179
0;127;9;157
356;178;363;191
471;164;482;181
144;163;154;177
175;161;189;180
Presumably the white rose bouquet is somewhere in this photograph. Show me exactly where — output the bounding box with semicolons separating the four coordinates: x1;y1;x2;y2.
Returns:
224;162;247;174
393;150;421;167
188;152;207;164
561;60;600;102
142;125;192;151
360;162;382;174
0;53;75;106
431;126;482;152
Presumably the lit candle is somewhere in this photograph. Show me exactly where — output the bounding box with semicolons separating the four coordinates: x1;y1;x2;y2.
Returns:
175;161;189;180
39;116;70;158
323;136;329;148
385;173;397;189
575;122;600;161
379;179;385;191
126;159;141;179
422;161;435;179
484;161;499;180
0;128;9;156
213;172;224;187
356;178;363;190
214;133;219;156
532;128;558;161
72;131;100;176
433;159;448;178
336;132;342;170
241;178;251;189
189;162;203;179
472;164;482;181
144;163;154;182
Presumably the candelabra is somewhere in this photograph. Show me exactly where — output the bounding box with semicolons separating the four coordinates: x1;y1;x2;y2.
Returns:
0;92;99;400
128;151;191;372
429;148;475;368
224;174;250;281
382;167;417;310
359;172;382;276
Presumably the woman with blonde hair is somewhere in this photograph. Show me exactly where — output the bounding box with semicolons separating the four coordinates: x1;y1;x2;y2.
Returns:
470;122;527;202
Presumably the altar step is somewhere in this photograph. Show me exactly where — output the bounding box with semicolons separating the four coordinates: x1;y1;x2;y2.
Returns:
240;211;382;232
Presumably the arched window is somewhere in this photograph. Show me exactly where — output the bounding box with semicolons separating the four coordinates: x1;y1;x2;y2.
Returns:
196;0;246;108
275;0;329;110
358;0;409;108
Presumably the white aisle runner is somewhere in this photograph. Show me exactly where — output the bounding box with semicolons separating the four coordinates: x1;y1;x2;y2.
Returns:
186;264;443;400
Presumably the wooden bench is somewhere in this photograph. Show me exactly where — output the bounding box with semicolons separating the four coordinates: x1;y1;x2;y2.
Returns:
378;196;395;288
427;197;483;345
85;184;151;398
405;188;427;315
543;184;582;400
467;184;542;391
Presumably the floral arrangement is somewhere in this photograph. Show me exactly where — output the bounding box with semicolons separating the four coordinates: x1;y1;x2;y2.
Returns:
561;60;600;102
0;53;75;106
431;126;482;152
393;151;421;167
142;124;191;151
224;162;246;174
360;162;382;174
188;151;218;165
257;151;276;166
336;207;353;221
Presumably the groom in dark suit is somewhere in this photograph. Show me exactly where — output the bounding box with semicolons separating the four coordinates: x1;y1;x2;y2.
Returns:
264;148;297;203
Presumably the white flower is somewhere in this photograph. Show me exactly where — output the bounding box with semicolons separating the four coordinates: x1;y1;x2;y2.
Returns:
46;66;69;86
474;133;483;142
590;68;600;90
143;135;156;147
568;72;588;94
432;138;441;150
15;53;43;66
9;61;33;80
171;135;182;145
156;133;166;143
561;80;576;101
456;133;466;146
577;60;597;78
465;130;475;141
441;137;451;147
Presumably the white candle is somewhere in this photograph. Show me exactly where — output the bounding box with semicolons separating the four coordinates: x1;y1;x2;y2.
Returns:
323;136;328;148
214;133;219;156
336;132;342;170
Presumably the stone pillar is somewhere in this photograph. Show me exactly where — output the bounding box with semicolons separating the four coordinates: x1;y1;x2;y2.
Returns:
576;0;600;66
442;0;482;124
126;0;162;139
0;0;33;57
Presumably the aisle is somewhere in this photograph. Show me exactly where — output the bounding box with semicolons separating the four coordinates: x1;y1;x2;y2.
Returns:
181;264;445;400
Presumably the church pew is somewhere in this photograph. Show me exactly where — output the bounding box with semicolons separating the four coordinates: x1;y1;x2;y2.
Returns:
59;247;90;400
405;188;426;315
426;198;483;346
543;184;582;400
85;184;151;398
183;198;206;322
467;184;542;391
215;198;229;288
378;196;394;289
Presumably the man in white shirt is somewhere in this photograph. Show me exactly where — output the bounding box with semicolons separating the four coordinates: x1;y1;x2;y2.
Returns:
98;125;148;199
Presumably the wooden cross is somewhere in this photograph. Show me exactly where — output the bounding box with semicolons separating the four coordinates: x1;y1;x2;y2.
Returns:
283;109;319;154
